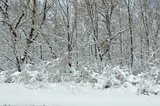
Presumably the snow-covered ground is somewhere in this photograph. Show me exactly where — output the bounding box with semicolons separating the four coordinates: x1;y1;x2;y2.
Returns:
0;83;160;106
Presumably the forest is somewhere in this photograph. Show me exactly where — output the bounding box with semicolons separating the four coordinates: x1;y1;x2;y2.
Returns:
0;0;160;96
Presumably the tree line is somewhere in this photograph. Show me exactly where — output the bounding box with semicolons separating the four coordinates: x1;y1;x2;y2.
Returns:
0;0;160;74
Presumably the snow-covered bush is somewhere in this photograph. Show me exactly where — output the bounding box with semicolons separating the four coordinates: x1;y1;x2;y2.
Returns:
0;60;160;95
146;66;160;84
48;70;62;83
136;72;160;95
98;66;129;88
18;70;32;84
0;69;16;83
74;66;92;83
93;65;160;95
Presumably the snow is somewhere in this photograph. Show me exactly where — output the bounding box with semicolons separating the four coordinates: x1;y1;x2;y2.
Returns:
0;83;160;106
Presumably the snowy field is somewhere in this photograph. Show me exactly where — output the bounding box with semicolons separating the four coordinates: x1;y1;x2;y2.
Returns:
0;83;160;106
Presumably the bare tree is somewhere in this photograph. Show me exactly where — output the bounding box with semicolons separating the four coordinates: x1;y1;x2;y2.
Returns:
99;0;117;61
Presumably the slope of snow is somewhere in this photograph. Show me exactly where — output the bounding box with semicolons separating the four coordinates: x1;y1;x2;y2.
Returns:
0;83;160;106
